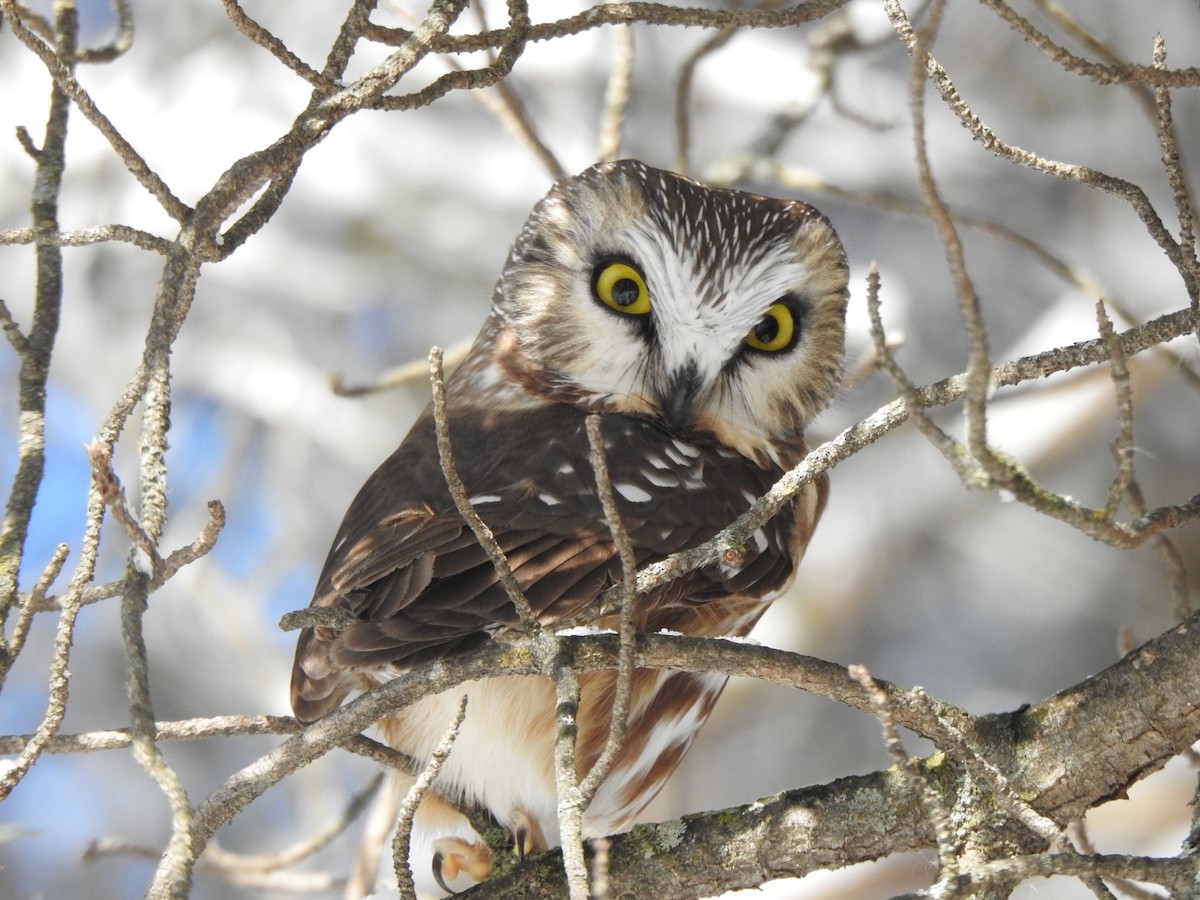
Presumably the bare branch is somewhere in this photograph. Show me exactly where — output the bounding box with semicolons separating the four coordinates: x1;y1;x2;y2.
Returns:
0;572;86;800
126;568;198;897
393;695;469;900
905;0;993;471
885;0;1194;293
1151;34;1200;316
363;1;852;54
849;664;958;882
980;0;1200;89
86;439;164;572
598;24;634;164
220;0;340;92
193;0;471;254
473;616;1200;897
5;543;67;676
0;0;76;643
370;0;529;114
909;687;1069;850
1096;302;1136;517
674;25;737;175
551;660;589;900
865;263;967;477
428;345;538;630
0;296;33;359
577;415;637;805
0;0;191;221
331;337;473;397
0;224;176;255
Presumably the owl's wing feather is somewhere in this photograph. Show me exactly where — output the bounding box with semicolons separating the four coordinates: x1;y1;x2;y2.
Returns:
291;402;793;723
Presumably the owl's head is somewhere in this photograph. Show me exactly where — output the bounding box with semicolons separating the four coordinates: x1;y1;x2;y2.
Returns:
489;160;849;468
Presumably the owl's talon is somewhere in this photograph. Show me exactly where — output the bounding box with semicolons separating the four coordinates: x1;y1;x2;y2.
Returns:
431;837;493;894
509;808;545;860
431;851;456;895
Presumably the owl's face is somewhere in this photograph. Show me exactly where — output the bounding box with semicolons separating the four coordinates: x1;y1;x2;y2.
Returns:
486;160;849;468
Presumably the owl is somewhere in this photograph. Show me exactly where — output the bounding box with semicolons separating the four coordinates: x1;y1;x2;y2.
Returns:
291;159;849;896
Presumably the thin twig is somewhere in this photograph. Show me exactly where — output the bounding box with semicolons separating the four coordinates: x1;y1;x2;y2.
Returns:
1067;822;1140;900
370;0;528;114
1096;302;1135;518
864;263;968;477
331;338;473;397
1151;34;1200;314
393;695;469;900
1123;477;1192;623
0;0;191;221
125;570;197;899
347;774;404;900
428;346;537;630
886;0;1192;288
0;223;176;255
598;23;634;164
905;0;994;475
363;1;853;55
0;2;83;786
387;0;562;180
5;543;68;675
980;0;1200;89
208;775;386;876
909;688;1067;849
0;298;33;358
551;659;590;900
469;0;563;178
86;439;165;573
674;25;737;175
849;665;958;882
0;573;86;801
577;415;638;805
193;0;470;256
0;0;77;643
0;715;420;773
220;0;341;92
85;440;226;587
84;839;343;892
75;0;134;63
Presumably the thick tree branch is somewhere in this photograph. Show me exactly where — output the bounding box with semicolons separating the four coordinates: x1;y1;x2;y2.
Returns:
470;611;1200;898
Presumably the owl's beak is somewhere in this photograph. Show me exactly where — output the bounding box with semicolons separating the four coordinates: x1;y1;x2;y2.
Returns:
658;359;703;434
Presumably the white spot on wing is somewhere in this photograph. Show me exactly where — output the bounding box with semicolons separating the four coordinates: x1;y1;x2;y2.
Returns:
752;528;768;553
614;482;653;503
643;470;678;488
671;439;701;458
538;493;563;506
469;494;502;505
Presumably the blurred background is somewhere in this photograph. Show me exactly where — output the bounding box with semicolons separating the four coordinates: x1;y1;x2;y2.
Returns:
0;1;1197;897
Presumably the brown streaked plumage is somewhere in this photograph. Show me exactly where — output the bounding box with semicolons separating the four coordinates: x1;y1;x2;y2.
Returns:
291;160;848;896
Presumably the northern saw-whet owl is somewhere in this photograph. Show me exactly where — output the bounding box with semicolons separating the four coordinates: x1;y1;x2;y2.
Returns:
291;159;849;895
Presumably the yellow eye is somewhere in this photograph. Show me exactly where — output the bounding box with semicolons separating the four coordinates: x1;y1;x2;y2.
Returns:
744;302;796;352
593;261;650;315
